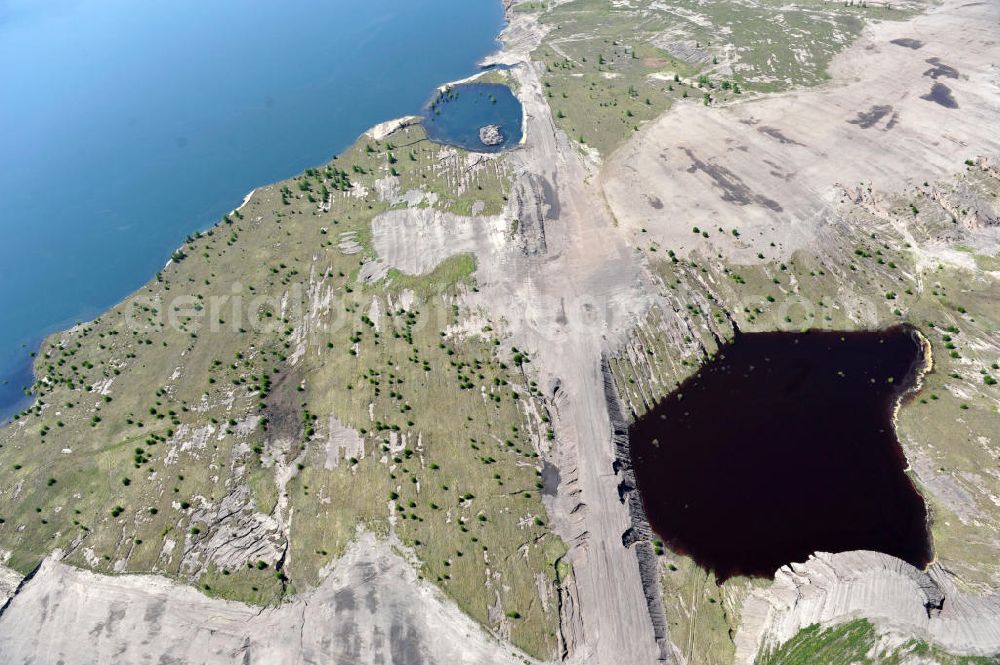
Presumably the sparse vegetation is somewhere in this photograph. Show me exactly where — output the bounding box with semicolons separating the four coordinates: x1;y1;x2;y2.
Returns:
0;124;563;659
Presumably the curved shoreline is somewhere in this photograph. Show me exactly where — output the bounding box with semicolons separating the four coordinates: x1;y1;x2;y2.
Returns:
0;5;514;424
892;326;937;568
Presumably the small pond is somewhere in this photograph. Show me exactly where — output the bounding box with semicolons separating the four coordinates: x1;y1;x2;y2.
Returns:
421;82;523;152
629;326;933;581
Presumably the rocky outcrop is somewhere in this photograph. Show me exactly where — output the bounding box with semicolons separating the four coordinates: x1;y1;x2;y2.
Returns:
479;124;504;146
926;179;1000;230
734;550;1000;664
179;485;284;577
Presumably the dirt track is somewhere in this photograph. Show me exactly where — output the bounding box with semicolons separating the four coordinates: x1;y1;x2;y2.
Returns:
604;0;1000;264
0;1;997;663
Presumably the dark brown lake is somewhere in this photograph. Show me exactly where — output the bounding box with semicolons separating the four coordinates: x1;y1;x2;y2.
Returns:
629;326;933;581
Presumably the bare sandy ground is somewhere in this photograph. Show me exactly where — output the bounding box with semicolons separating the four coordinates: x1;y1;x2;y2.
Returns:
600;0;1000;658
375;7;667;661
0;534;529;665
475;0;1000;659
371;208;510;275
603;0;1000;262
735;551;1000;664
0;8;666;664
0;8;665;665
0;1;997;664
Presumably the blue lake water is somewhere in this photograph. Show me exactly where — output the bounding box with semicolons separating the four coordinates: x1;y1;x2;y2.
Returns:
422;83;523;152
0;0;505;419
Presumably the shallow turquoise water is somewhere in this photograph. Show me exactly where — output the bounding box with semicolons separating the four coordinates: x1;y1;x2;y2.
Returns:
0;0;504;417
422;82;523;152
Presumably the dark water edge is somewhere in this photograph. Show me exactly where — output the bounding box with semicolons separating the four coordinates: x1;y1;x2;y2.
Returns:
0;305;110;422
0;352;35;422
421;82;523;152
628;325;932;582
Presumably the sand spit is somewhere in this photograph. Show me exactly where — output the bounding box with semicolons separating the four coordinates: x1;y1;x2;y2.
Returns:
366;115;421;142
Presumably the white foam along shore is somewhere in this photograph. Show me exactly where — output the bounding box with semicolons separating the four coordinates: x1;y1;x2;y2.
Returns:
233;188;256;214
162;186;258;272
